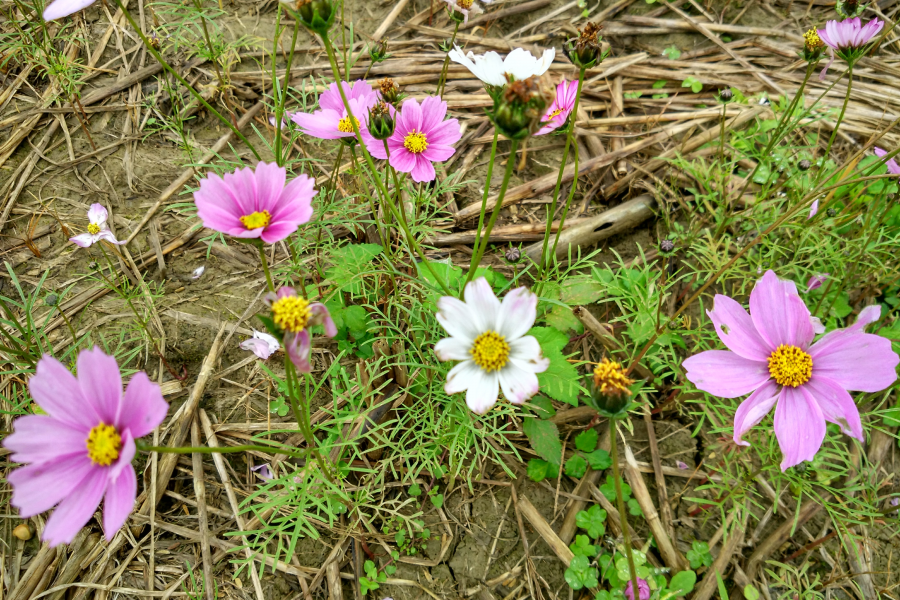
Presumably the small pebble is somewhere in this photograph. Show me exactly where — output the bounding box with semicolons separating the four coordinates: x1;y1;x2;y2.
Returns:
13;523;31;541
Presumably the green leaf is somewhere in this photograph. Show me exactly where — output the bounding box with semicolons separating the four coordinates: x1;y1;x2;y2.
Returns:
364;560;377;578
395;530;406;546
662;45;681;60
408;484;422;497
569;534;597;557
564;555;599;590
528;396;556;419
325;244;383;295
627;498;643;516
430;494;444;508
341;305;369;339
545;305;584;334
882;401;900;427
652;80;667;89
529;327;582;406
417;260;464;296
687;541;713;569
586;449;612;470
669;570;697;596
561;276;604;305
565;455;588;478
681;76;703;93
575;429;598;453
599;475;631;502
523;416;563;465
743;585;760;600
575;505;607;538
527;458;552;482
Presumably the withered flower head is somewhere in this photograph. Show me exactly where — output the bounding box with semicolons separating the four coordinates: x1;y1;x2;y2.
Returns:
284;0;335;35
370;39;390;63
491;75;549;140
379;77;400;105
568;22;606;69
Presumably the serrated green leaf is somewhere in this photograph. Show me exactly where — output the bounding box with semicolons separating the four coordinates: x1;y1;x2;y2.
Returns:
565;455;587;478
527;458;552;482
523;416;562;465
561;276;604;305
527;396;556;419
529;327;582;405
575;429;598;452
326;244;383;295
586;449;612;470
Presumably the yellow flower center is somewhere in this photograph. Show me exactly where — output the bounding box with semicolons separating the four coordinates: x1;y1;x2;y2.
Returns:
470;330;510;372
547;108;564;120
239;210;271;230
457;0;474;8
272;296;311;333
592;358;634;396
338;116;359;133
86;423;121;466
403;130;428;154
804;29;825;50
767;345;813;388
87;223;101;235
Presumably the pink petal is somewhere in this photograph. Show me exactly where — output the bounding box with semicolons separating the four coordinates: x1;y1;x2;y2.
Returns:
428;118;463;146
707;294;772;361
120;372;168;439
749;270;815;349
774;386;825;471
809;331;899;392
319;81;348;113
43;0;96;20
77;347;123;424
399;97;423;133
733;379;779;446
252;163;288;210
4;415;86;464
683;350;771;398
8;454;94;518
103;465;136;540
389;147;417;173
29;355;99;429
410;156;436;182
422;144;456;163
42;468;107;547
241;337;276;359
87;204;108;226
109;430;136;481
364;133;388;159
420;96;448;134
496;287;538;340
309;303;337;337
70;233;96;247
808;199;819;219
463;277;501;333
498;361;540;404
804;375;863;440
286;331;313;373
194;173;245;235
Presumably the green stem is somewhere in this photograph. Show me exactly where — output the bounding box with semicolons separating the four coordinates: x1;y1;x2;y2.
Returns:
462;138;519;296
192;0;227;93
349;144;391;257
138;442;311;460
113;0;261;161
465;128;499;286
437;21;460;96
820;63;853;182
549;127;581;261
285;358;334;482
610;419;640;599
258;243;275;291
275;16;301;166
538;71;585;272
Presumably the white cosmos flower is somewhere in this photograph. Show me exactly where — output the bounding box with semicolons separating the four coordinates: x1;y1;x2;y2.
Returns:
448;46;556;87
435;277;549;414
240;330;281;359
69;204;125;248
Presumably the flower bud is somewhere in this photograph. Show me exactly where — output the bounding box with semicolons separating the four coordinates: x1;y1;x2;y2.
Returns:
826;207;837;217
284;0;335;35
836;0;864;18
148;31;161;51
719;88;733;102
491;76;548;140
798;159;811;171
369;39;390;63
45;293;59;306
367;102;395;140
567;22;607;69
505;247;521;263
800;28;826;63
588;358;634;417
13;523;32;541
659;239;675;253
379;78;400;106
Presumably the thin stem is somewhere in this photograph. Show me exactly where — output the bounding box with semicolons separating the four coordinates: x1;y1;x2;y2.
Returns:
276;16;301;166
55;304;80;346
549;129;581;261
610;419;640;599
113;0;261;161
820;63;853;180
285;359;334;482
349;144;391;257
257;243;275;291
138;442;311;460
437;21;460;96
192;0;227;94
464;128;499;286
462;138;519;296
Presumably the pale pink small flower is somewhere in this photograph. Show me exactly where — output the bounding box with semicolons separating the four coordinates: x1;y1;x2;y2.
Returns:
4;347;168;546
817;18;883;80
43;0;96;21
291;80;379;140
365;96;462;182
874;147;900;175
536;79;579;136
192;266;206;280
683;270;899;470
251;463;274;481
808;199;819;219
676;460;689;470
625;578;651;600
435;278;549;414
193;162;315;244
441;0;491;24
240;330;280;359
806;274;829;292
264;287;337;373
70;204;125;248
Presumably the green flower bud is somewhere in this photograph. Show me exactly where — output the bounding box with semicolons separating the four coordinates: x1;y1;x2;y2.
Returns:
836;0;865;18
283;0;335;35
379;78;401;107
368;102;395;140
491;76;548;141
588;358;635;418
567;22;608;69
369;39;390;63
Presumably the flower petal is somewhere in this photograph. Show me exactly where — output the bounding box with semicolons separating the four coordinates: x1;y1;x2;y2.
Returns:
804;375;863;440
774;386;826;471
119;372;168;439
42;468;108;547
8;454;95;518
683;350;771;398
77;347;123;425
103;465;136;540
465;369;500;414
87;204;109;226
508;336;549;372
43;0;97;20
749;270;815;349
707;294;772;361
496;286;538;341
463;277;501;333
436;296;480;343
29;355;99;429
445;360;481;395
286;331;313;373
732;379;780;446
409;156;436;182
4;415;87;464
499;360;540;404
70;233;96;247
435;337;471;361
809;331;899;392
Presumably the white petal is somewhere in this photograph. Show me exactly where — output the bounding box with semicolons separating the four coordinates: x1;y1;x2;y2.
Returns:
435;336;471;362
436;296;480;343
461;49;506;86
466;370;500;414
255;330;281;352
87;203;109;226
509;337;549;372
499;361;540;404
463;277;501;332
496;286;538;340
445;360;480;395
192;266;206;279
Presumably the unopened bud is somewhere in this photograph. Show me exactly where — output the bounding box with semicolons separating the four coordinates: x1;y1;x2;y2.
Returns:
827;208;837;217
589;358;634;417
45;293;59;306
719;88;733;102
369;39;389;63
367;102;395;140
659;239;675;253
798;159;811;171
492;76;547;140
505;247;521;263
284;0;335;35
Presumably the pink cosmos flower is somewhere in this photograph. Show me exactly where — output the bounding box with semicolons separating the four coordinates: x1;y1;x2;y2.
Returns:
193;162;315;244
364;96;461;182
535;79;579;136
291;80;379;140
874;147;900;175
265;287;337;372
4;347;168;546
683;270;899;470
240;330;281;359
43;0;96;21
817;18;883;80
625;578;651;600
70;204;125;248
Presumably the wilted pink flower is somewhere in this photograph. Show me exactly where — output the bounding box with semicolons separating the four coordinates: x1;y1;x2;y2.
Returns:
683;270;899;470
251;463;274;480
435;278;549;414
291;80;379;140
265;287;337;372
4;348;168;546
808;199;819;219
193;163;315;244
625;578;651;600
441;0;491;24
817;18;883;79
676;460;689;470
43;0;96;21
70;204;124;248
240;330;280;359
874;147;900;175
365;96;461;183
806;274;829;292
536;79;578;136
192;266;206;280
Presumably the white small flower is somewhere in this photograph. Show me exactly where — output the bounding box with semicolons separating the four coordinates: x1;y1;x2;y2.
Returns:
192;266;206;280
435;278;549;414
442;0;489;24
240;330;281;359
448;46;555;87
69;204;125;248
